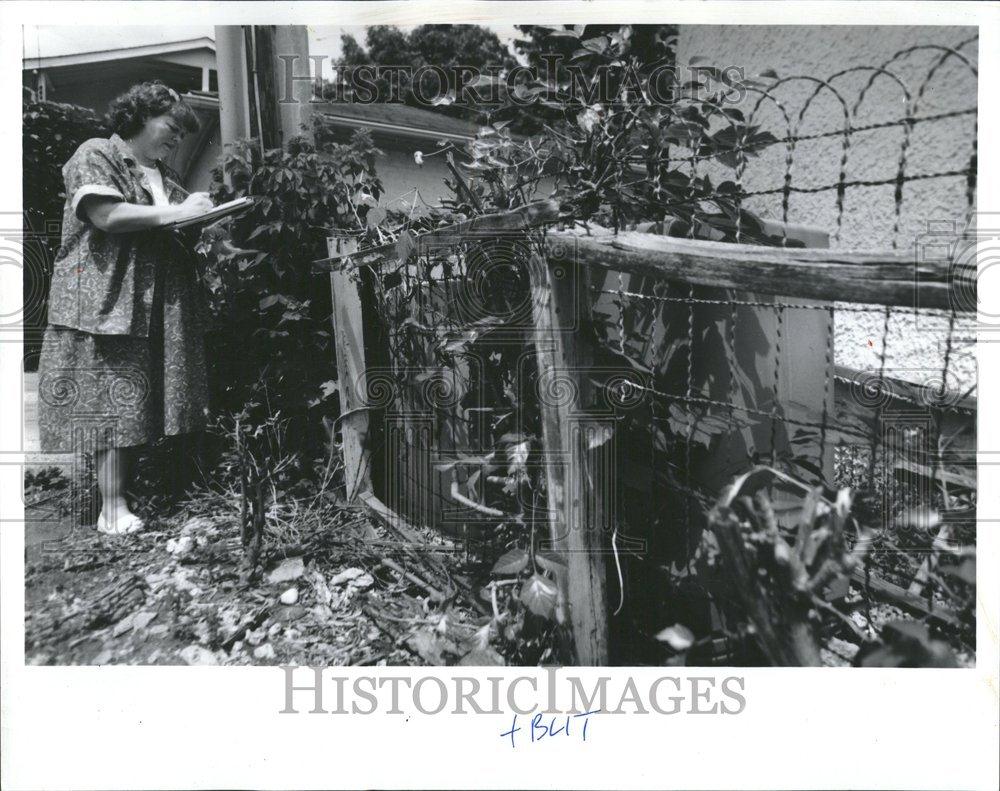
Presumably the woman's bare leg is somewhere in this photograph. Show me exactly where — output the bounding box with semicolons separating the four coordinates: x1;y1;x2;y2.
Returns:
95;446;140;530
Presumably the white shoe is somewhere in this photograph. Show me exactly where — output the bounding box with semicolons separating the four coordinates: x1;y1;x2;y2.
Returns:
96;511;145;536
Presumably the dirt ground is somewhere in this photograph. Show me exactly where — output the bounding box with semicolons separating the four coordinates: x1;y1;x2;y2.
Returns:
24;485;496;667
23;473;973;669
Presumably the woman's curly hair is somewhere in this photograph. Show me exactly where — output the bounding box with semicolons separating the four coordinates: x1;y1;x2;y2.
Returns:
108;80;200;139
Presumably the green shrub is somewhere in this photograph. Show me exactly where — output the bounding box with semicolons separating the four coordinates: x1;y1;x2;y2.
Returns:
22;100;111;367
195;123;384;473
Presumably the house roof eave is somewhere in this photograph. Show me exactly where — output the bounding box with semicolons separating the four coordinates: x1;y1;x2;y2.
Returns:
164;95;476;145
22;37;216;71
317;112;475;144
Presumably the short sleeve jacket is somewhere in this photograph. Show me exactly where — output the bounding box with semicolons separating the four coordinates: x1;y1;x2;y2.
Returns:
46;133;208;338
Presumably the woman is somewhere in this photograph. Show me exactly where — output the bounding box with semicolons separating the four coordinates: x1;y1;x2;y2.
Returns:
38;81;215;535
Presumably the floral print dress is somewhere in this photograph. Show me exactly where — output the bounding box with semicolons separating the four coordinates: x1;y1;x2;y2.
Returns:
37;134;210;452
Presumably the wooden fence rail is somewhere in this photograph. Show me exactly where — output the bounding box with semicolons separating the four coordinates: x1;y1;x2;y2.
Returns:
546;230;969;311
315;200;561;272
318;202;972;315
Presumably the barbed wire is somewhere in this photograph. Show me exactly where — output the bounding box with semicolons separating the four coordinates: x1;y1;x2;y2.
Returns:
594;288;967;315
624;106;977;166
649;167;973;211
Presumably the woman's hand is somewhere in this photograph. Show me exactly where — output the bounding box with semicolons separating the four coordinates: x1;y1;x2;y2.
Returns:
170;192;214;222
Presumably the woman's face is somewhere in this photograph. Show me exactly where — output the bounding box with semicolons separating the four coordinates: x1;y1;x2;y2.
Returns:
136;113;186;161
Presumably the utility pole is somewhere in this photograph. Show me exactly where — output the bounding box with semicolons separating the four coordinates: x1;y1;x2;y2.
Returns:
245;26;282;151
272;25;316;145
214;25;251;163
215;25;314;156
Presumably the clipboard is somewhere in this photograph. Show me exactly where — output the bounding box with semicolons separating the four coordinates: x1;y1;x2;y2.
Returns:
163;196;256;230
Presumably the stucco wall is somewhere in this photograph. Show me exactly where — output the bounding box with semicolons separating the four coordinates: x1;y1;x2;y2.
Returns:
676;25;978;391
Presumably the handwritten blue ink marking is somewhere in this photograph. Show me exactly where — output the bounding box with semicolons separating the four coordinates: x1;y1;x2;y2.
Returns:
499;710;600;747
530;712;545;742
500;715;521;748
574;709;597;741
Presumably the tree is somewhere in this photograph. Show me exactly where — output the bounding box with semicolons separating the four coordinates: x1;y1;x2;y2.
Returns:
513;24;677;73
505;25;679;132
329;24;517;120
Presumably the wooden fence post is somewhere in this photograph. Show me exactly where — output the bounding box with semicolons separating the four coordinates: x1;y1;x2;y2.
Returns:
328;235;371;501
529;246;611;666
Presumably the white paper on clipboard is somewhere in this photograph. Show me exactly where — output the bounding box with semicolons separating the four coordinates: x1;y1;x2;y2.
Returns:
163;196;255;229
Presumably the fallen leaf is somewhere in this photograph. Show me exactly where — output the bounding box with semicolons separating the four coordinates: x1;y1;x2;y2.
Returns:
407;628;446;664
112;614;135;637
272;605;307;624
132;611;157;630
466;623;492;651
253;644;276;661
330;567;366;586
827;637;860;660
348;573;374;590
179;645;219;665
654;624;695;651
180;517;217;537
245;627;267;647
267;557;305;584
166;535;196;557
458;647;505;666
310;571;333;605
